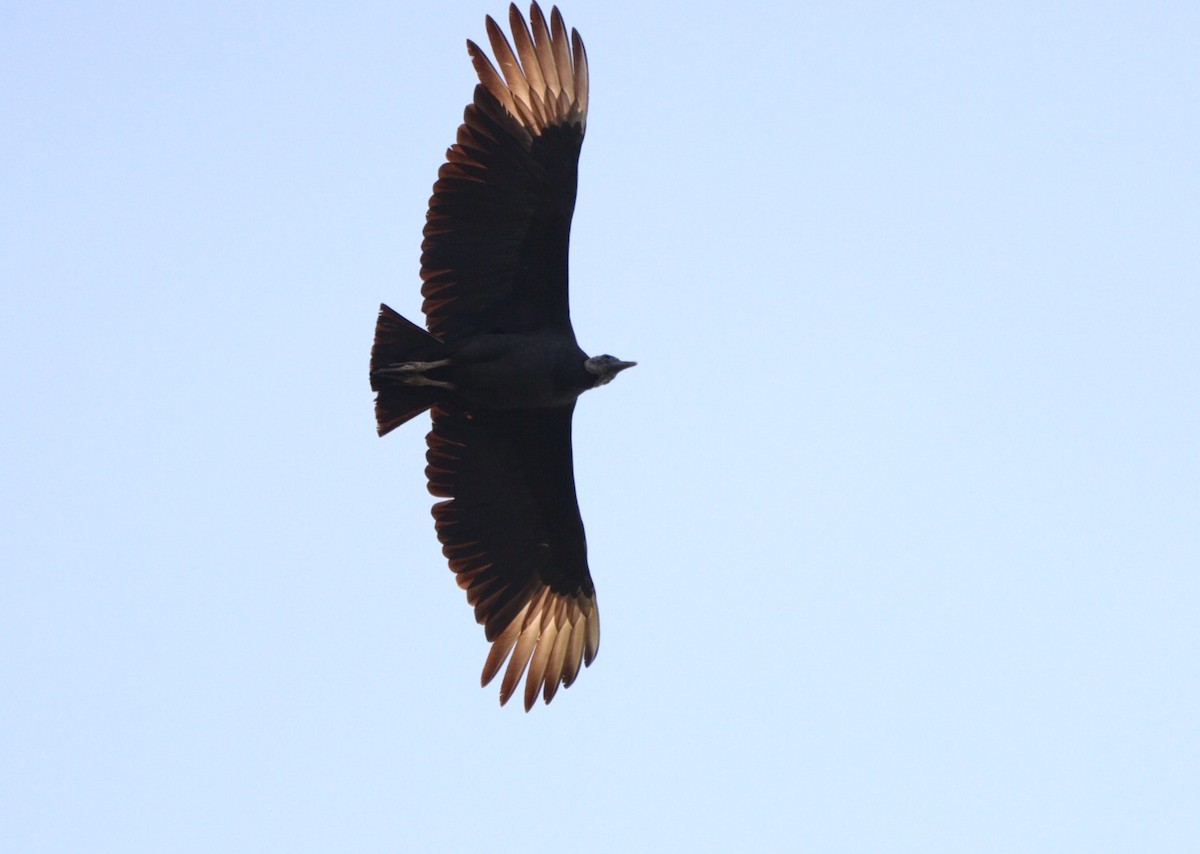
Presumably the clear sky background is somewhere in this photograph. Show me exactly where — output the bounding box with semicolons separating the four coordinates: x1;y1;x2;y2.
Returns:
3;1;1197;851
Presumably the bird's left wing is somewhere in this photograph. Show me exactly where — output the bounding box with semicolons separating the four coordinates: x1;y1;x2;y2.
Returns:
425;403;600;710
420;3;589;342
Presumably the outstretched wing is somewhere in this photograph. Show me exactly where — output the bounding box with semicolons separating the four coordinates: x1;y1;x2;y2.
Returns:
421;3;589;342
425;404;600;710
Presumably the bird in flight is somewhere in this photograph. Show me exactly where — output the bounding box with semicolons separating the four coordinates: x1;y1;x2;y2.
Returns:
370;3;634;710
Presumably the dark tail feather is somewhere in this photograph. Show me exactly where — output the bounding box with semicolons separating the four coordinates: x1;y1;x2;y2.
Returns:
370;304;445;436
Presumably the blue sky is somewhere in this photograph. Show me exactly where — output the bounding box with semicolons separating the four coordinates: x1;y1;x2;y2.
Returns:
3;1;1197;851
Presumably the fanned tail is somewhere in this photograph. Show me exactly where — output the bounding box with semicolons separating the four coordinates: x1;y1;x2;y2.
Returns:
369;304;446;436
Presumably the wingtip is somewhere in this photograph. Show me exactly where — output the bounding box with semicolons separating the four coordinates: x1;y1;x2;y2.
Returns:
465;1;587;136
471;583;600;710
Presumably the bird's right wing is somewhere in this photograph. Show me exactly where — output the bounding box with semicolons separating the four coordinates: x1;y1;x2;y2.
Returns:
425;403;600;710
420;3;589;342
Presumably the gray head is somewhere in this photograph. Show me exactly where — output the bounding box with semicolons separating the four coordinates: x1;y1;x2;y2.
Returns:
584;354;637;387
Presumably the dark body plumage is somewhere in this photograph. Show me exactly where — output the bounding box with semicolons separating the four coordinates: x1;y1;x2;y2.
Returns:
369;3;633;710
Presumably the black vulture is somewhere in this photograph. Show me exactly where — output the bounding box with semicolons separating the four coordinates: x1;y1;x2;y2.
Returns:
369;3;633;710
